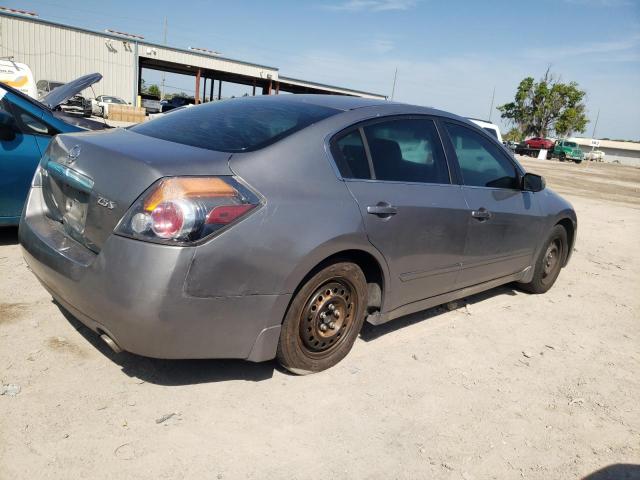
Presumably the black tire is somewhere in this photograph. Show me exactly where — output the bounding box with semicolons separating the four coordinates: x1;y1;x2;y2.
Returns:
559;152;566;162
574;159;582;164
519;225;568;294
277;262;368;375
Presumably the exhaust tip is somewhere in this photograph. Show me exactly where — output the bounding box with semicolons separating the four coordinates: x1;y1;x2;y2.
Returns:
100;333;122;354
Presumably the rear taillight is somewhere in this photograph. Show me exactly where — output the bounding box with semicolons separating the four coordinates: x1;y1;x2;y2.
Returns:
115;176;260;245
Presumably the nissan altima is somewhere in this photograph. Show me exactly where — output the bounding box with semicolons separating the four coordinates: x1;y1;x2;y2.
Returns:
19;95;576;374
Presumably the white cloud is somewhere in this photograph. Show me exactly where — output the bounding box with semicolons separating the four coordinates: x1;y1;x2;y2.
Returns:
525;34;640;61
324;0;417;12
371;38;395;53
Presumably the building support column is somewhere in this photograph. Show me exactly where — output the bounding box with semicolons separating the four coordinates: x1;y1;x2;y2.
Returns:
195;68;201;104
133;41;140;106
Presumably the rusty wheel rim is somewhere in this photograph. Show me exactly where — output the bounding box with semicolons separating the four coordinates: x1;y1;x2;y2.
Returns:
542;239;562;283
299;280;356;356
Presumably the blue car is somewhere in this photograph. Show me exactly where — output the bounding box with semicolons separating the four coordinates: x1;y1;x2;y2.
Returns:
0;73;105;225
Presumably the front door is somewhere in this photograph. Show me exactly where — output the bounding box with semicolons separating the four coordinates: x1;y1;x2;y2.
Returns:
332;116;468;311
442;121;545;287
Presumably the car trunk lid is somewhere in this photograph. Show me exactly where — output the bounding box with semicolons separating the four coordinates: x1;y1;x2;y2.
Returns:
41;128;233;252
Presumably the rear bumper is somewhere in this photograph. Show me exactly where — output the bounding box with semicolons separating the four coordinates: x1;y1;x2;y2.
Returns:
19;187;289;361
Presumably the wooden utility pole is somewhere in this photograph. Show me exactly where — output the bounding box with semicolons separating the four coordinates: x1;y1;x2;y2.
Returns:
591;108;600;139
391;67;398;100
160;17;167;99
488;86;496;121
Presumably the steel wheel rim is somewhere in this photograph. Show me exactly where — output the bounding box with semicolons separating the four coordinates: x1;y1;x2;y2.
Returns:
299;279;357;356
542;239;562;282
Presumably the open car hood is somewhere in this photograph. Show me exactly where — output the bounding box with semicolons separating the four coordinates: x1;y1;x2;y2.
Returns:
40;72;102;109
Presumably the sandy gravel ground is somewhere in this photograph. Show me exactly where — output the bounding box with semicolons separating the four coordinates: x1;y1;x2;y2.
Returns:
1;157;639;479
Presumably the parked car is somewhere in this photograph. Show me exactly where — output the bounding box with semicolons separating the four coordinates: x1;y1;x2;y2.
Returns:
140;93;162;114
92;95;128;117
552;139;584;163
0;73;106;226
37;79;93;117
524;137;555;150
19;95;577;374
504;140;519;152
161;96;195;113
0;59;37;98
585;149;605;162
468;118;503;143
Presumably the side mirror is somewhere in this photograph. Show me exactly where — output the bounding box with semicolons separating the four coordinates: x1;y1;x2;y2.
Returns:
0;111;17;141
522;172;545;192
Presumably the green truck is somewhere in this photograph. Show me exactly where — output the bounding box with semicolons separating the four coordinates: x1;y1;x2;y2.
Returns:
550;140;584;163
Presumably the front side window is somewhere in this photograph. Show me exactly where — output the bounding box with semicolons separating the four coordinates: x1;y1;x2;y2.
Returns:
362;118;449;184
331;130;371;179
445;123;518;189
131;97;339;152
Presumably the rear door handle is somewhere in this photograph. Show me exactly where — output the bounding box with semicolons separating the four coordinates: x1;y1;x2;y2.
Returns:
471;208;492;220
367;203;398;217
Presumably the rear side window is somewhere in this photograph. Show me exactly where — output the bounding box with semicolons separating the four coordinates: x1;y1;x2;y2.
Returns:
331;130;371;179
445;123;518;189
131;97;339;152
483;127;498;139
363;118;449;184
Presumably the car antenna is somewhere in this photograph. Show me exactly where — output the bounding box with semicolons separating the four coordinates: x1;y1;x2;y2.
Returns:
90;84;109;128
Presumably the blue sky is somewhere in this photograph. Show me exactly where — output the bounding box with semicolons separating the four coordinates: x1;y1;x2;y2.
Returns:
6;0;640;139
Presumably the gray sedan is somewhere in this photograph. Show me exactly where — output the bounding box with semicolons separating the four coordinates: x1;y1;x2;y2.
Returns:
19;95;576;374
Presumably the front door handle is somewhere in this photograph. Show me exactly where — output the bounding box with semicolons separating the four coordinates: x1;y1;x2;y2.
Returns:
367;203;398;217
471;208;492;220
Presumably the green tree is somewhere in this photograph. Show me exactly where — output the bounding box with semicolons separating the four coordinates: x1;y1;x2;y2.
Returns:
498;70;588;138
503;128;523;143
147;84;161;98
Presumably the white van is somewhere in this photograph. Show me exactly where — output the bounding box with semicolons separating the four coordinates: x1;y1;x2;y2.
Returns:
0;60;37;98
468;118;503;144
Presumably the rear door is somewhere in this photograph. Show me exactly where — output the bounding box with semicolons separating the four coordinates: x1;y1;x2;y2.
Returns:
332;116;468;311
442;121;545;287
0;93;55;221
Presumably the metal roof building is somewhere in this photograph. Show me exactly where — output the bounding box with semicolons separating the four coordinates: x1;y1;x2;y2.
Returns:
0;9;386;104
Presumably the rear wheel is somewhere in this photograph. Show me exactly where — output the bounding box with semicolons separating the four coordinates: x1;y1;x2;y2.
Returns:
519;225;568;294
276;262;367;375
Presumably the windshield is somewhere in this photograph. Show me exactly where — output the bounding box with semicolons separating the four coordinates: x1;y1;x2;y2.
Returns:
565;142;577;147
0;82;50;112
130;97;340;152
50;82;64;90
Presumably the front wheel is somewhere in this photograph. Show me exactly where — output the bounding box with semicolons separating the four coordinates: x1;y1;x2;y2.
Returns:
518;225;568;294
277;262;368;375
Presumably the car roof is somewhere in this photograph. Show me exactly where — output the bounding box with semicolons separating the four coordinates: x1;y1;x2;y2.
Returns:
272;94;390;111
245;94;466;122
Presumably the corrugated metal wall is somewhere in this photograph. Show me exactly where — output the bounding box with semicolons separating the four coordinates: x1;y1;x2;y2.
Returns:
0;14;136;102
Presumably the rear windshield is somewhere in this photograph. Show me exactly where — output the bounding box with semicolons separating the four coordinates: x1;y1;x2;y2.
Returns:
130;97;340;152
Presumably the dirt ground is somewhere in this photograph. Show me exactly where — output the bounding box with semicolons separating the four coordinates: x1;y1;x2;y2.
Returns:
1;157;639;479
